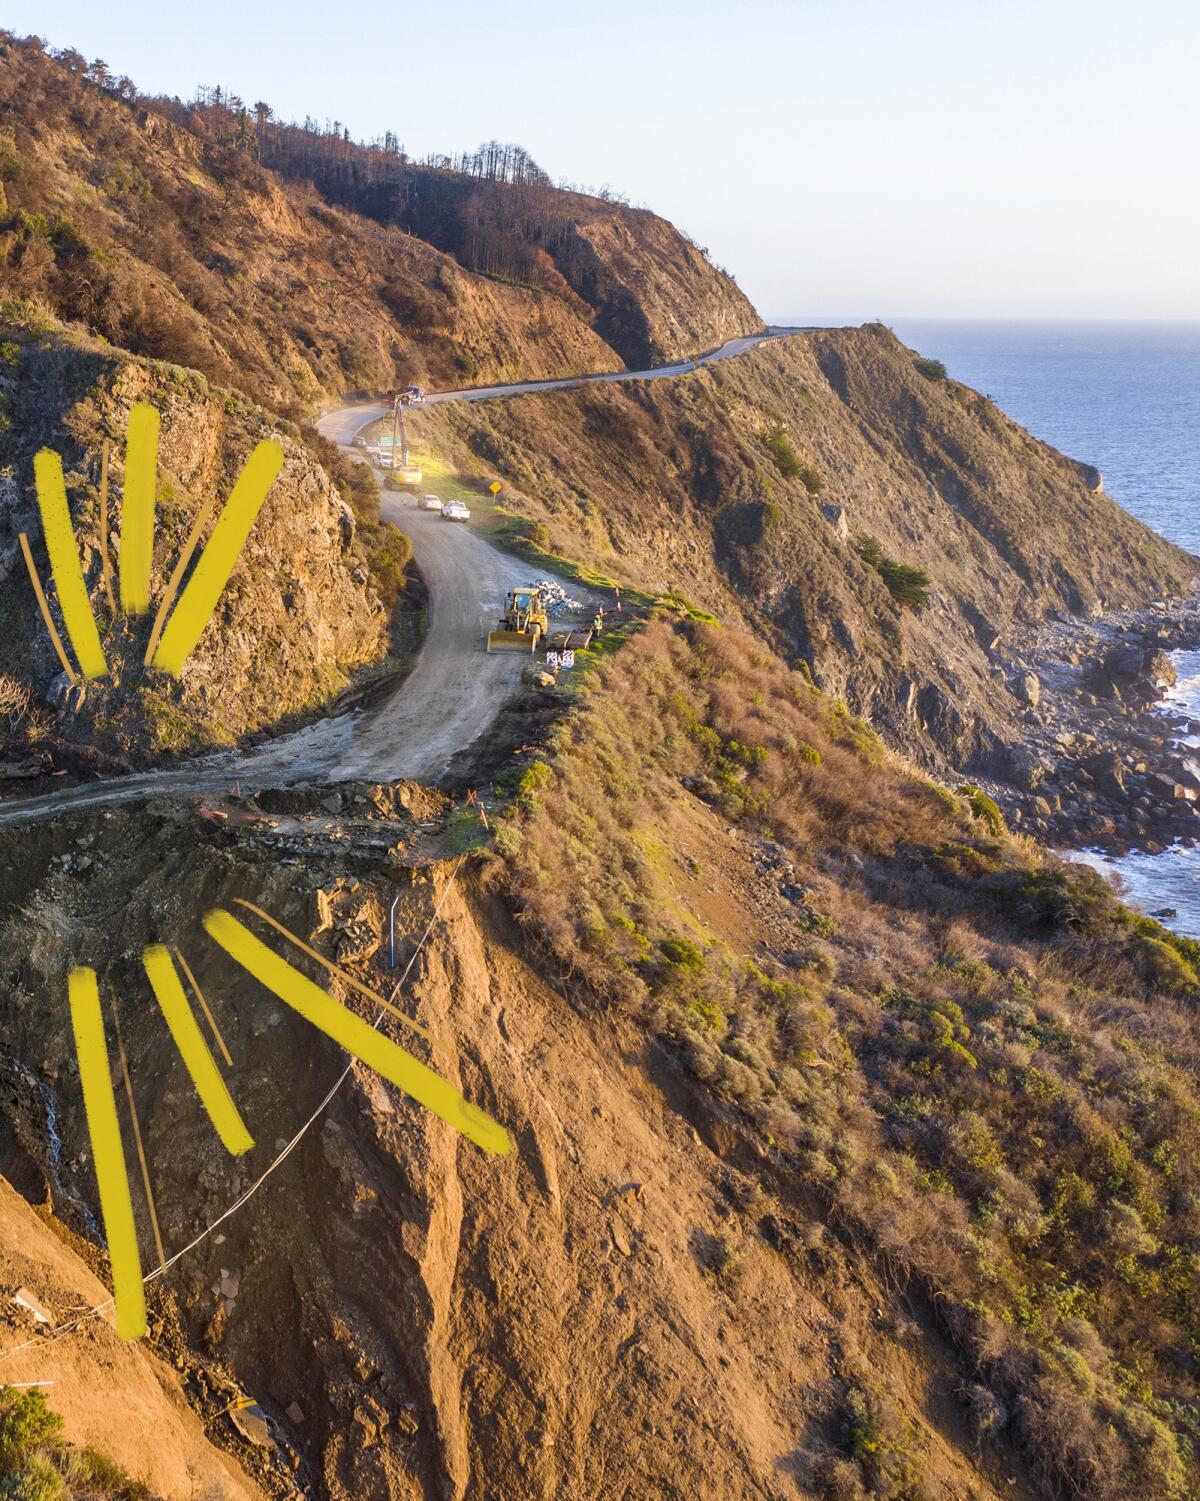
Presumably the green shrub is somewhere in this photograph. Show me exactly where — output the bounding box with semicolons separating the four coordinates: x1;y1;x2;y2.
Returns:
981;864;1116;933
914;356;947;381
0;1391;61;1476
0;1456;65;1501
1132;935;1200;996
762;423;802;478
844;1385;925;1498
957;784;1006;836
364;524;413;609
517;760;552;797
661;936;705;969
796;463;824;495
856;536;931;611
344;460;381;525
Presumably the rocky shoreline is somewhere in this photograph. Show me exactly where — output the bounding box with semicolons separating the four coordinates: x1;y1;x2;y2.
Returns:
978;585;1200;857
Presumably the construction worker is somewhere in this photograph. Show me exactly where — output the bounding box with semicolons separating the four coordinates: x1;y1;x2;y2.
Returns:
592;612;603;636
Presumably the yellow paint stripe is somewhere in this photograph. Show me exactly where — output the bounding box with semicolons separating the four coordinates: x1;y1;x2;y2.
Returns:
119;403;159;615
98;439;116;615
32;451;107;679
68;968;146;1339
19;534;78;685
230;898;436;1047
143;945;253;1157
151;441;284;676
108;992;166;1271
173;945;232;1069
143;491;218;667
203;909;511;1156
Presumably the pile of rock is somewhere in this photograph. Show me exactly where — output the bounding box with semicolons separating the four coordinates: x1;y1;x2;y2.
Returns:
1087;644;1177;708
534;579;586;617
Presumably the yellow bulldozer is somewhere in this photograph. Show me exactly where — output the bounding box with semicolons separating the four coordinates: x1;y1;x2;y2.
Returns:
487;587;550;653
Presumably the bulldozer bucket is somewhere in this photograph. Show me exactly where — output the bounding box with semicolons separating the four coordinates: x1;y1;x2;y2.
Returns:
486;629;540;654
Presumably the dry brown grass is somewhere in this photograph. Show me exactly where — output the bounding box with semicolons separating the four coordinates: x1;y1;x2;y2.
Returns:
495;613;1200;1500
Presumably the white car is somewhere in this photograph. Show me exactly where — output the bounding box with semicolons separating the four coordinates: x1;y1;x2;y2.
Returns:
442;500;471;522
419;494;443;512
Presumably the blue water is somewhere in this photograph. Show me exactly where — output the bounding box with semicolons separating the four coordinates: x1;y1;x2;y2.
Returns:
779;319;1200;931
888;321;1200;554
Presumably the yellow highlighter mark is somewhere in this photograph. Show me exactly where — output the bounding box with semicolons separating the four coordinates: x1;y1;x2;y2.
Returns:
143;944;253;1157
143;491;218;667
119;402;159;615
32;451;107;679
152;441;284;676
98;438;116;615
203;909;511;1156
19;533;78;686
68;967;146;1339
230;898;437;1048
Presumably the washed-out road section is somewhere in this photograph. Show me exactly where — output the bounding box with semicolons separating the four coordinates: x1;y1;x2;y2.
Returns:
0;330;802;829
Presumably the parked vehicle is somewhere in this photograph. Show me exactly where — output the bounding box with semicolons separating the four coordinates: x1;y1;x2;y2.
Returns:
442;500;471;522
402;386;425;407
487;587;548;653
419;494;443;511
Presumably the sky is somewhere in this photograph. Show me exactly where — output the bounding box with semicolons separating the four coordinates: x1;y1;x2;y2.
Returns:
13;0;1200;321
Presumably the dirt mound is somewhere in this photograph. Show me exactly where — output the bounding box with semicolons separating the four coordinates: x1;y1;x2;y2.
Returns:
0;1178;261;1500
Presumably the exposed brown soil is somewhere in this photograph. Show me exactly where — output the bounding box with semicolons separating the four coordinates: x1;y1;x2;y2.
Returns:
0;787;1033;1501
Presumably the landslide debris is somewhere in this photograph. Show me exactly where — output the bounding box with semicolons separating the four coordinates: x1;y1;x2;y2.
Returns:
0;781;1027;1501
4;621;1200;1499
0;1177;263;1500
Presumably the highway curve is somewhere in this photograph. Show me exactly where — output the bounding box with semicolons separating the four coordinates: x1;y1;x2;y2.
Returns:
0;330;802;829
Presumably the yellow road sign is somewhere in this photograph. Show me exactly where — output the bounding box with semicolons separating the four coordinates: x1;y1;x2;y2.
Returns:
489;481;502;495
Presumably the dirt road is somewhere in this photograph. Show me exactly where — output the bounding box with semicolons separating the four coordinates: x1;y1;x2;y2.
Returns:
0;329;803;828
0;496;577;827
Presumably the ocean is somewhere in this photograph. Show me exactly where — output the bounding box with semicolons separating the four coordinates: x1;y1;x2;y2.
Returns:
782;318;1200;933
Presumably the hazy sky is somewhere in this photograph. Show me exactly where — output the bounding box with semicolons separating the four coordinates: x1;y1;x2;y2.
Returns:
13;1;1200;320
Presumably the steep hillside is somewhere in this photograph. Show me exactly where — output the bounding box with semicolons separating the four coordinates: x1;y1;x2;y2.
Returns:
0;322;389;764
421;323;1196;769
1;622;1199;1498
0;768;1029;1501
232;115;761;373
0;33;761;407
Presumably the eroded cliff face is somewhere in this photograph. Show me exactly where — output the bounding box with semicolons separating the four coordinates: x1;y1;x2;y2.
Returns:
422;323;1196;770
568;210;764;367
0;332;387;760
0;792;1022;1501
